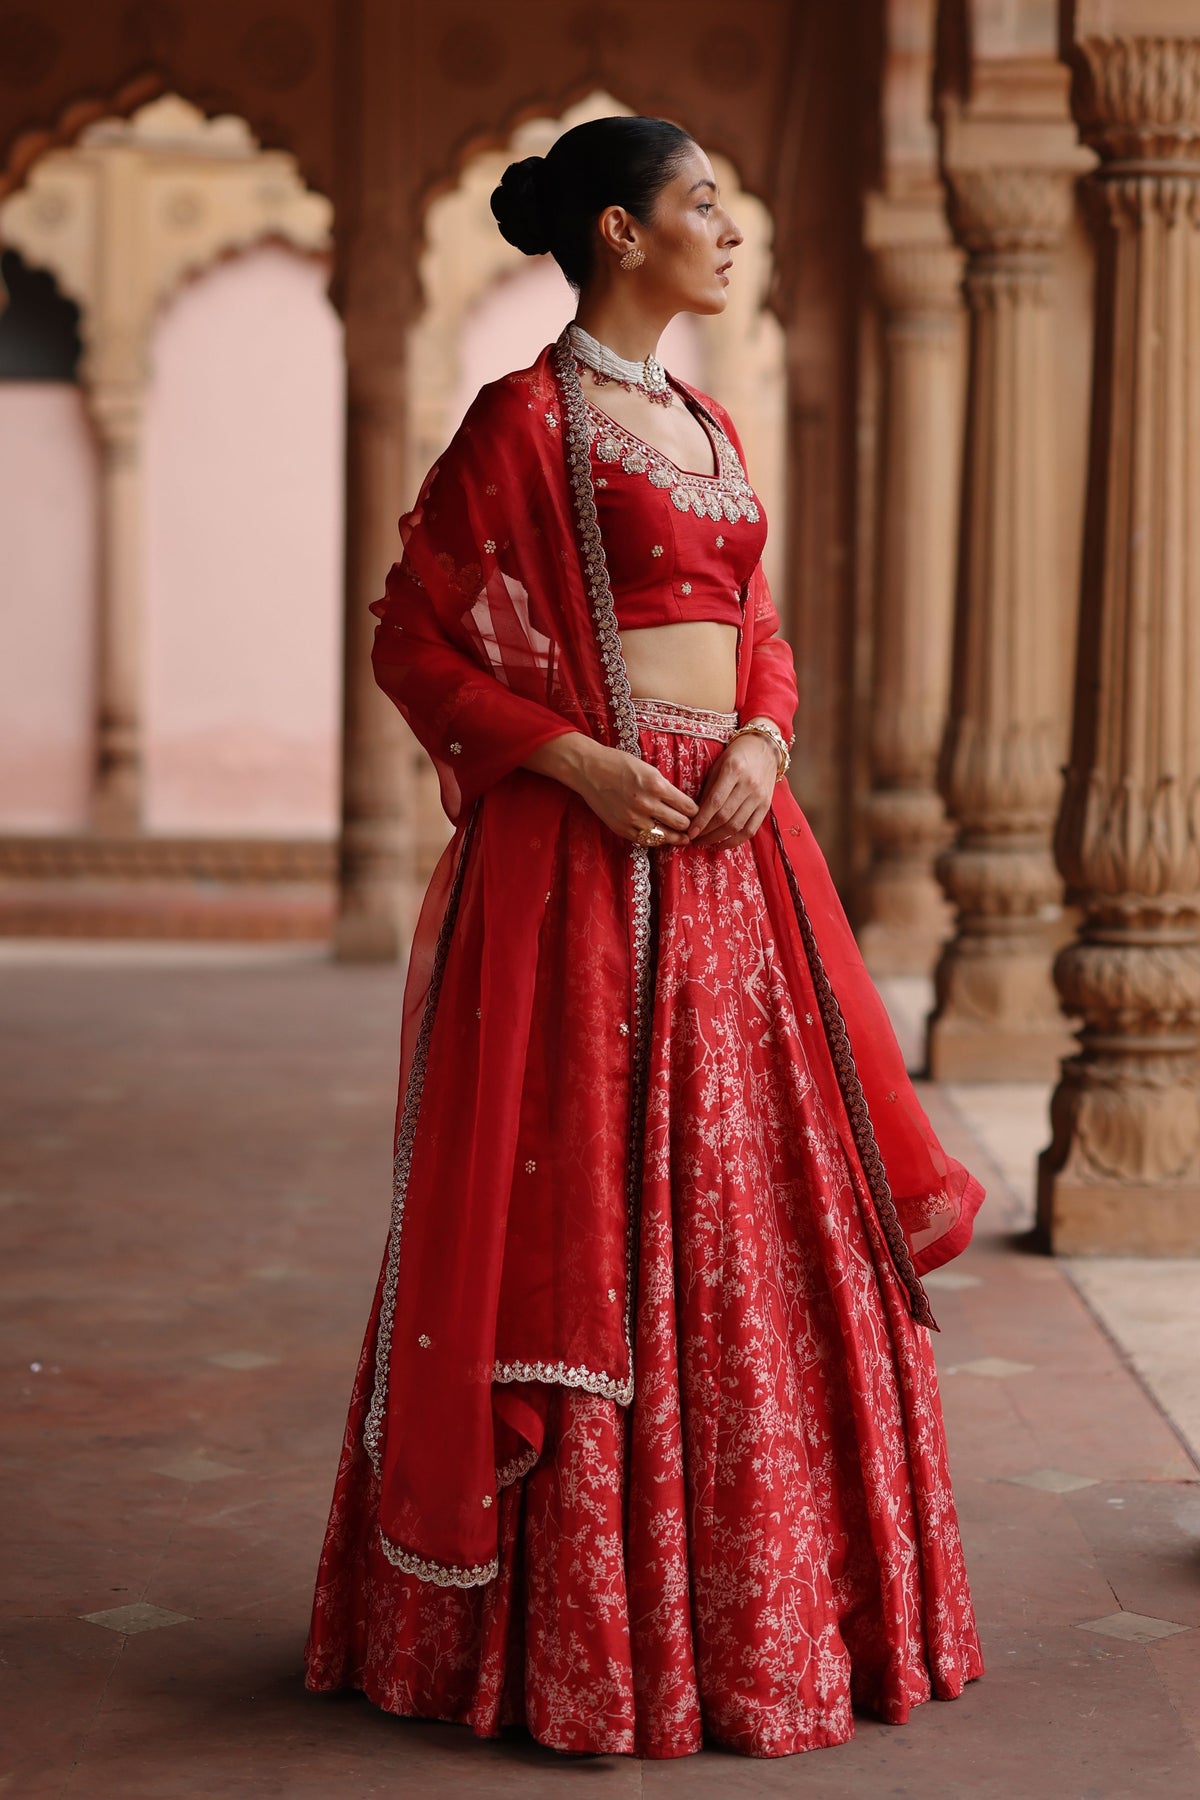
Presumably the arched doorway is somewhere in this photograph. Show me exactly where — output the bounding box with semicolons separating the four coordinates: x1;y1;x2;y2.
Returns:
0;93;342;938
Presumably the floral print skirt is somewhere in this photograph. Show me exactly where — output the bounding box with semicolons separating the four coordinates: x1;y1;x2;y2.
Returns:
303;711;984;1758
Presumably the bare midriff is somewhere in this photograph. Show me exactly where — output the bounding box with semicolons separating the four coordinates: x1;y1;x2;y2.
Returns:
620;620;739;714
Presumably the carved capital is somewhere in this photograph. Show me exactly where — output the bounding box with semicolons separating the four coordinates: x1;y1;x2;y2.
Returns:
871;241;966;320
1058;769;1200;907
1071;35;1200;169
947;165;1077;258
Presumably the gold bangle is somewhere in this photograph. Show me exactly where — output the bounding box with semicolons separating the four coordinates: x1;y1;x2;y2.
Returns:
730;721;791;781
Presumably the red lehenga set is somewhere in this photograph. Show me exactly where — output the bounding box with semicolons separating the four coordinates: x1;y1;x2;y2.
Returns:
304;333;986;1758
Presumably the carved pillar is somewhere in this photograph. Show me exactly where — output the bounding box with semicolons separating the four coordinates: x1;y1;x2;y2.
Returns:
858;199;965;975
332;0;418;961
85;148;148;833
333;221;415;962
927;103;1089;1079
87;376;147;832
1038;25;1200;1252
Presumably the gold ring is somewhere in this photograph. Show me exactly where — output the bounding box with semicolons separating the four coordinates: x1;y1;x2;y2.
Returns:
638;823;667;847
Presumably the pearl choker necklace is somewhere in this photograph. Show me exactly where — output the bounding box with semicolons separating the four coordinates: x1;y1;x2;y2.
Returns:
567;321;674;407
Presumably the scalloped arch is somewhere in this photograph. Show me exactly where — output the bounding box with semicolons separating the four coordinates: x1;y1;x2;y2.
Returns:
0;65;331;207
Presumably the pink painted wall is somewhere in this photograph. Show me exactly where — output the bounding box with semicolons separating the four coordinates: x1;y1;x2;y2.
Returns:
0;385;97;829
143;242;344;836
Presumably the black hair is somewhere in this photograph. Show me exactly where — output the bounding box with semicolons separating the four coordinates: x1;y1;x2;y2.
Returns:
490;115;694;290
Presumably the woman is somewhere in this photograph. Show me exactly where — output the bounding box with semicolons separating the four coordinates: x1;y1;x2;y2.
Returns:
305;115;985;1760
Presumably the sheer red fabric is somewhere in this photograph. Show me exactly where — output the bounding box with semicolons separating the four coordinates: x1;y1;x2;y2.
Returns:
337;334;984;1594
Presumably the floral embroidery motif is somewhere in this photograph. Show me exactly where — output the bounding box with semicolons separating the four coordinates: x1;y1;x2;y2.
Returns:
769;814;936;1330
525;1159;537;1174
481;1494;493;1509
618;1021;630;1035
716;534;725;547
483;538;496;554
681;581;692;596
376;1529;497;1589
417;1333;431;1347
449;741;462;756
545;411;559;429
651;545;663;557
585;399;761;525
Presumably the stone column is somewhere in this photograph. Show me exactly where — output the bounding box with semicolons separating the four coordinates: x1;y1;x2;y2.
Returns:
858;197;964;976
1038;24;1200;1252
927;105;1089;1079
85;147;148;834
333;218;415;963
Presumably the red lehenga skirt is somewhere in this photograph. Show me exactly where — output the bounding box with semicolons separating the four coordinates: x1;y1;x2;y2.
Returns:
304;699;983;1759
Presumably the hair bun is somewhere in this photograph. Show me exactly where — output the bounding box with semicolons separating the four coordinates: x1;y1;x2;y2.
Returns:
490;155;553;257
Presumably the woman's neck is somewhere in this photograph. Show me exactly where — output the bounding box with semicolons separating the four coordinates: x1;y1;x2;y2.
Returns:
572;292;672;365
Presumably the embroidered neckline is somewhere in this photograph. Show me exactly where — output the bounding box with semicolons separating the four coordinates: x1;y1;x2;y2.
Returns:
584;398;761;526
586;395;718;478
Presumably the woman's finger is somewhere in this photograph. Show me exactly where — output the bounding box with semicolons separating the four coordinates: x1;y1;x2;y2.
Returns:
687;778;737;839
644;771;699;818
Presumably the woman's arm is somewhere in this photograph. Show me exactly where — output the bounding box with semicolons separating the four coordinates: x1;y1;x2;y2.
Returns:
523;733;698;845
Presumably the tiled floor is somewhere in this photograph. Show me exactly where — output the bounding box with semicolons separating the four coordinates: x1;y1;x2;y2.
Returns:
3;947;1199;1799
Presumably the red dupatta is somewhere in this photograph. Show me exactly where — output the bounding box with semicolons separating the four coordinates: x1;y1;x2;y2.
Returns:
357;332;984;1589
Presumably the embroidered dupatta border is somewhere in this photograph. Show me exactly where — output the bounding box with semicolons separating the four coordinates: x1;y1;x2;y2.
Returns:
769;815;937;1331
492;333;653;1401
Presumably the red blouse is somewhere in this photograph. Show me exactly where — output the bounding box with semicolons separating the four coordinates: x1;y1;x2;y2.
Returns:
586;399;768;632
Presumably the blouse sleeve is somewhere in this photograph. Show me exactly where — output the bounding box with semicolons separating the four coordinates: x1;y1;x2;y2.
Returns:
740;566;798;744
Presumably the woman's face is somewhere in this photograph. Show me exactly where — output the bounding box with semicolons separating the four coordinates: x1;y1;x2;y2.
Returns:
621;143;744;315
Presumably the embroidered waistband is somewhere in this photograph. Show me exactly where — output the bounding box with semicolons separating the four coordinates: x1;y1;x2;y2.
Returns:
631;695;738;742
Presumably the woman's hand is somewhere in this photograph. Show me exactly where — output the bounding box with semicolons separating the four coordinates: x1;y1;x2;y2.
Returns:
524;732;698;844
686;730;778;848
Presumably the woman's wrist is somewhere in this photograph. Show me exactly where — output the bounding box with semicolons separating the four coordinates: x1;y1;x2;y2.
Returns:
730;717;790;779
522;730;604;794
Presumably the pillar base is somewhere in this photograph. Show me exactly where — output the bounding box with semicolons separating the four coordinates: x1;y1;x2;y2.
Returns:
334;903;406;963
1037;1161;1200;1255
927;1014;1073;1082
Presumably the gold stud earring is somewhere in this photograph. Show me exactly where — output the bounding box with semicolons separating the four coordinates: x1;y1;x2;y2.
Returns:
620;247;645;271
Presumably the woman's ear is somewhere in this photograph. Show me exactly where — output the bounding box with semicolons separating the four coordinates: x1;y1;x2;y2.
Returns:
596;204;638;264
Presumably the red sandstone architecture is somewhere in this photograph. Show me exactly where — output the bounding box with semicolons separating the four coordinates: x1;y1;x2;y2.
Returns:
0;0;1197;1252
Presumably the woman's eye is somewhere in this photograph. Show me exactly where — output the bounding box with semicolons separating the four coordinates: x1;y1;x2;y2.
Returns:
697;202;713;214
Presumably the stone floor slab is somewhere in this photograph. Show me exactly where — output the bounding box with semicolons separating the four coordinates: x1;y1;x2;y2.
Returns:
1001;1467;1099;1494
79;1602;194;1634
151;1453;244;1483
2;952;1199;1799
951;1356;1037;1379
1077;1611;1191;1644
923;1268;984;1291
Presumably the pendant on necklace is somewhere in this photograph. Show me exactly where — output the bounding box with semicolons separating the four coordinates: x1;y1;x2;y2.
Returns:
579;363;674;408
